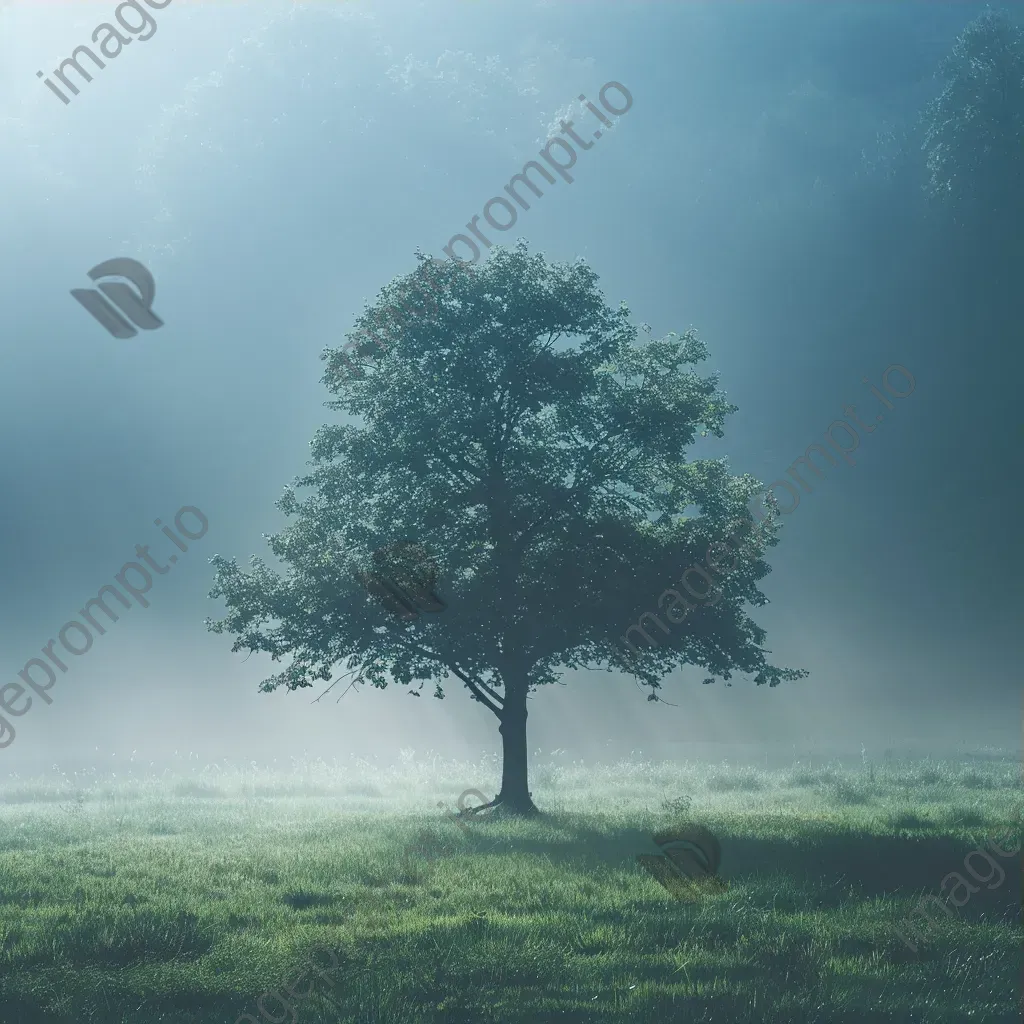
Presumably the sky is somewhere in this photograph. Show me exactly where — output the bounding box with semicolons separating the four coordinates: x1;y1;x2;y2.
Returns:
0;0;1018;780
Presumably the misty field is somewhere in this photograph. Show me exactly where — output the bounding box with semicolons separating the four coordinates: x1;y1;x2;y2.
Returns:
0;750;1019;1024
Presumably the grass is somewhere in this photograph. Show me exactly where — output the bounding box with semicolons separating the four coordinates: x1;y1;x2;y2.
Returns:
0;750;1019;1023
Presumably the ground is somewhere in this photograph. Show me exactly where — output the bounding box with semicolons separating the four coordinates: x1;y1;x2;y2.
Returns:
0;749;1019;1023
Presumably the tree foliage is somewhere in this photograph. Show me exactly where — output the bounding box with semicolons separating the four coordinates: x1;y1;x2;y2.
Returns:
921;7;1024;227
205;242;804;810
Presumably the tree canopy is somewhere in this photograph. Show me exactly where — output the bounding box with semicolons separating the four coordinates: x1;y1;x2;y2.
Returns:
205;242;805;814
921;7;1024;230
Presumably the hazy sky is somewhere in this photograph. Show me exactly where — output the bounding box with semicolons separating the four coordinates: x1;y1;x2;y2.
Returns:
0;0;1017;778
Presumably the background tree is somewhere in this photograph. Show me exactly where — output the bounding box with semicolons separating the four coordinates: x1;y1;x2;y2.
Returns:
205;243;805;816
921;7;1024;236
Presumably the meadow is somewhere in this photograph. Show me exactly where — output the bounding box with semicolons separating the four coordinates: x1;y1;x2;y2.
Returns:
0;748;1019;1023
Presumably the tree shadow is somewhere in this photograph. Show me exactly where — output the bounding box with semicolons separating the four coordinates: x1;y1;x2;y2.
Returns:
458;817;1022;922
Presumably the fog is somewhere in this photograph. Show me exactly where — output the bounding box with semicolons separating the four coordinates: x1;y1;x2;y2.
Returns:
0;0;1019;782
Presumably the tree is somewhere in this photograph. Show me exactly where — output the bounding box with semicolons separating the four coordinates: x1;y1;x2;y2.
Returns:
205;242;805;816
921;8;1024;232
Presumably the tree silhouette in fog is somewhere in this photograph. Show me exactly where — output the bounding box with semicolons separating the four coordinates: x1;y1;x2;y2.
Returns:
205;242;804;816
921;7;1024;234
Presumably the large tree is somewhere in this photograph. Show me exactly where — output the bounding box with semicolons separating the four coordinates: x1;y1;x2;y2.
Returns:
206;242;804;816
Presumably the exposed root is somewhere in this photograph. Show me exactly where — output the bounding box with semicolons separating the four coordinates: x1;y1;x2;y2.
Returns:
459;794;540;819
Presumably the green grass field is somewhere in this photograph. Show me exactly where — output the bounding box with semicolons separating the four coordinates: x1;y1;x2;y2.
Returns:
0;750;1019;1023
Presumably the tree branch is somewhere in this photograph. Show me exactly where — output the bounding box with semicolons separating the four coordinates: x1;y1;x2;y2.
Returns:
401;639;505;716
311;664;369;704
448;662;504;715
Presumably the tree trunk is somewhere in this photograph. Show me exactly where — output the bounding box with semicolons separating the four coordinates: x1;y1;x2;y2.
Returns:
494;686;538;816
